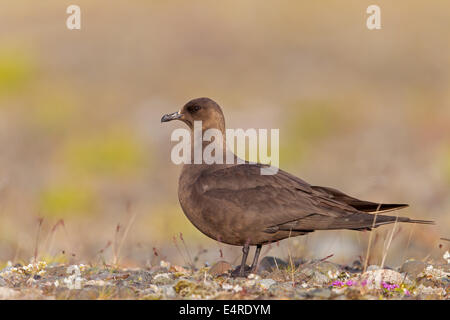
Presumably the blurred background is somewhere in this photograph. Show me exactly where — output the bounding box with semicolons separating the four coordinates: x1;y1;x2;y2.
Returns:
0;0;448;269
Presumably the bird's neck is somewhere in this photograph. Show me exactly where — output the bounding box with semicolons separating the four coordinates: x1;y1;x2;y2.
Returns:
189;127;234;165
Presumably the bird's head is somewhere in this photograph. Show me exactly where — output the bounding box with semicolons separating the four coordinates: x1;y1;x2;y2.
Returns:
161;97;225;133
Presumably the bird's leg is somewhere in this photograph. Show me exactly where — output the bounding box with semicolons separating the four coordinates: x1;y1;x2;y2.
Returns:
239;244;250;277
230;243;252;277
250;244;262;273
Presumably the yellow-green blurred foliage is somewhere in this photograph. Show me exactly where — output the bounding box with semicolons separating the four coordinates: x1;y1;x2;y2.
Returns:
281;100;351;168
62;130;145;177
140;204;207;242
440;147;450;185
39;183;95;218
0;49;34;94
30;92;77;133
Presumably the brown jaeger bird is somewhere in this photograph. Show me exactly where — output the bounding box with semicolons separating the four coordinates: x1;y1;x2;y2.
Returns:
161;97;434;277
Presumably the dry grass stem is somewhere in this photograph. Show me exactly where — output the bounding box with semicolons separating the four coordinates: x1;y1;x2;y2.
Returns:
363;203;382;272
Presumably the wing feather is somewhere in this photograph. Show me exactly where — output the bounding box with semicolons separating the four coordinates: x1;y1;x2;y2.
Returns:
195;164;361;229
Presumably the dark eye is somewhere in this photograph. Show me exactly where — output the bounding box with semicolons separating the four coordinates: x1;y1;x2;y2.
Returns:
188;105;201;113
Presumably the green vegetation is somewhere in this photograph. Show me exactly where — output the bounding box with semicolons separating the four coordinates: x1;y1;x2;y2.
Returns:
62;130;146;177
39;184;95;218
280;100;348;167
441;146;450;185
0;48;34;95
30;91;78;133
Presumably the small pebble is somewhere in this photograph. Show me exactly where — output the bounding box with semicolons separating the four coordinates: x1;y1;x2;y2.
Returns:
208;261;232;276
259;278;276;289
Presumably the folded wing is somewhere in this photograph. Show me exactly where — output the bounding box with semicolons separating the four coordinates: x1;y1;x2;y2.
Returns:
195;164;433;232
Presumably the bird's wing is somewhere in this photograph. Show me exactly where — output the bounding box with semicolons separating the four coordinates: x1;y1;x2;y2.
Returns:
194;163;362;230
310;185;409;213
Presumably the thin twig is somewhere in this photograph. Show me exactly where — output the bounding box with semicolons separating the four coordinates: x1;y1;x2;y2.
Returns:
13;242;21;263
112;224;121;265
45;219;64;256
273;256;280;271
179;233;194;269
116;211;137;265
402;224;415;263
380;215;399;268
34;217;44;263
60;220;74;260
287;229;295;286
363;203;382;273
173;236;188;266
112;202;137;266
306;254;334;268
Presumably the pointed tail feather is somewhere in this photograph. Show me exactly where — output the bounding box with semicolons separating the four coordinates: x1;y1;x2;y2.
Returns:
280;212;435;232
404;218;435;225
350;214;435;231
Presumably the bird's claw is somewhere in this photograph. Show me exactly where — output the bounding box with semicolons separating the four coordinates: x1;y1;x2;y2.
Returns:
230;265;253;278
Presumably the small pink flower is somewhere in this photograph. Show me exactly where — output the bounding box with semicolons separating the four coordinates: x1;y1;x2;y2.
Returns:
345;280;354;286
361;280;367;287
332;281;344;287
382;282;399;291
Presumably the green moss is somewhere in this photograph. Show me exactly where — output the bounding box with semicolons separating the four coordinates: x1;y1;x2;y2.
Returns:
173;278;215;298
174;279;204;297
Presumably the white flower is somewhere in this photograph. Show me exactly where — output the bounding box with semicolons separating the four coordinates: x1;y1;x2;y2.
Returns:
244;279;256;287
443;251;450;264
328;270;339;279
415;284;445;296
259;278;276;289
147;284;160;292
64;265;84;289
85;280;108;287
153;273;171;280
221;283;233;290
221;283;242;292
419;265;449;279
63;275;83;290
232;284;243;292
67;265;81;276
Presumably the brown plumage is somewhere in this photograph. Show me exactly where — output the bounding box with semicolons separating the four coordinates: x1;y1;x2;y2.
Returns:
161;97;434;276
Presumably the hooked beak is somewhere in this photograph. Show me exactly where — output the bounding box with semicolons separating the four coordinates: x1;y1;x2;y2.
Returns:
161;111;183;123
